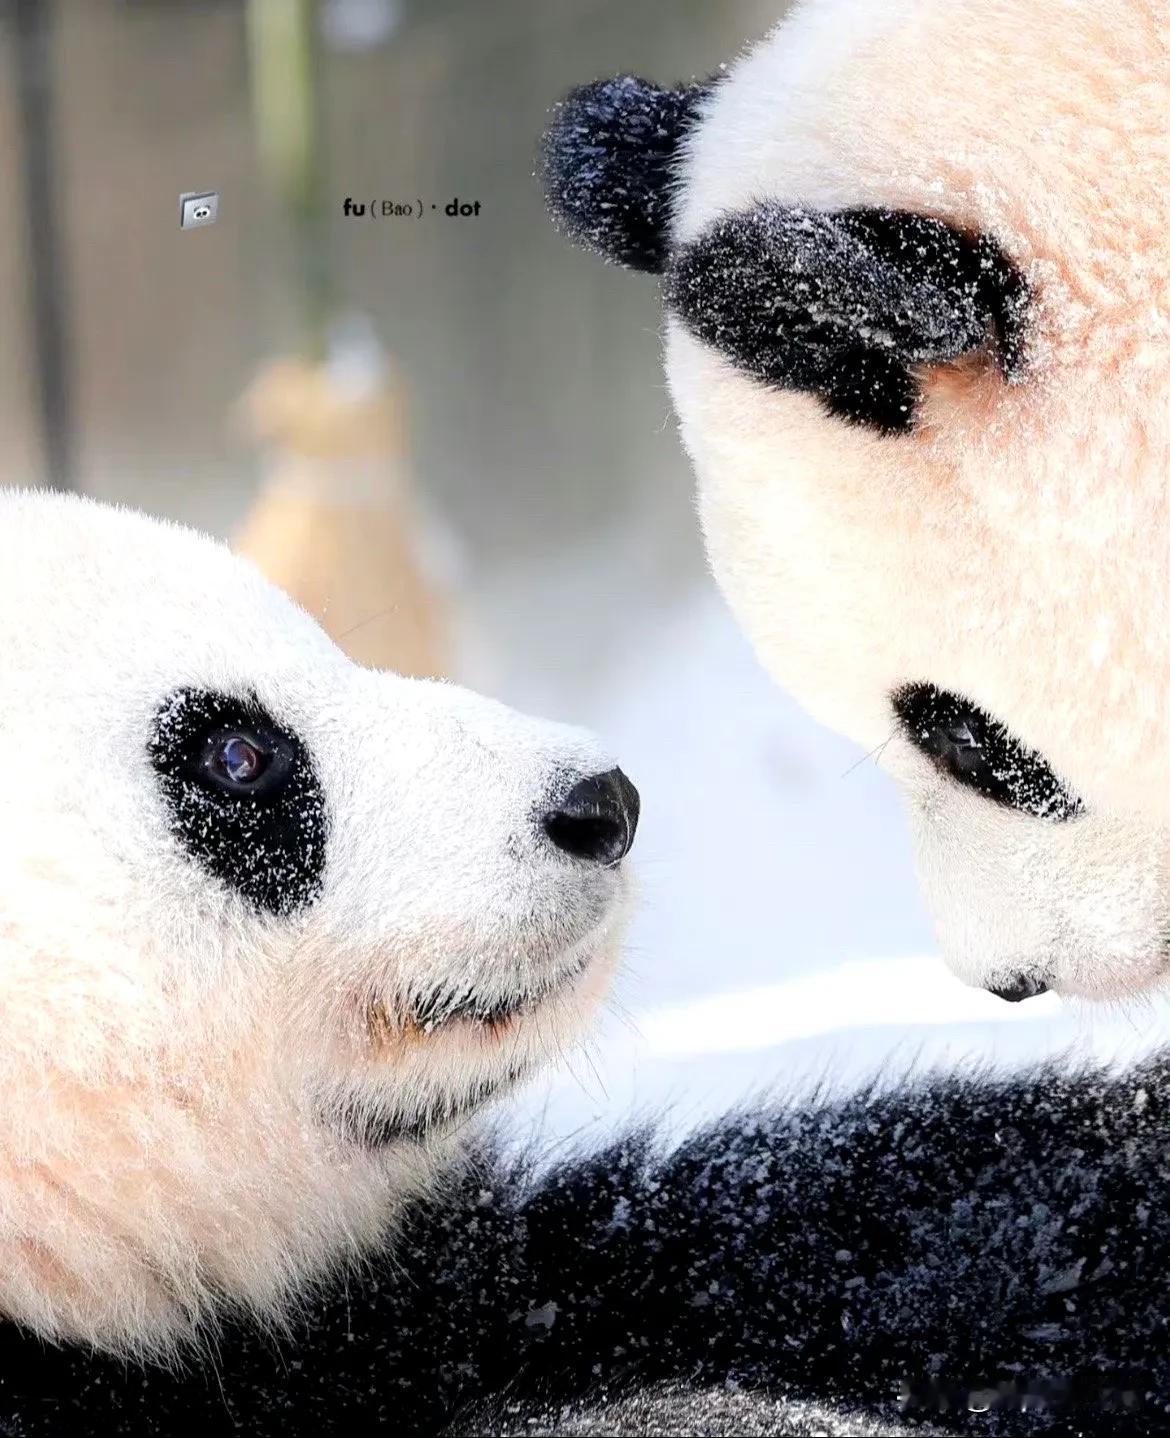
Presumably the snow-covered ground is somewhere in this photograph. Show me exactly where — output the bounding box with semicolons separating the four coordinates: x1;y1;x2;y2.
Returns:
461;572;1170;1148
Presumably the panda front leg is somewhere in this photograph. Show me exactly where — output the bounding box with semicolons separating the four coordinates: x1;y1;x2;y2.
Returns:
403;1058;1167;1436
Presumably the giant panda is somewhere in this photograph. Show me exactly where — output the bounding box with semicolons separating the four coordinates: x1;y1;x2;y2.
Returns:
0;487;635;1417
541;0;1170;1010
533;0;1170;1428
1;493;1169;1436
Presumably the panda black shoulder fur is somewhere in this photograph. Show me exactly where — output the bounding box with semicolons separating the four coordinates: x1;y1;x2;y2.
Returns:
6;0;1170;1430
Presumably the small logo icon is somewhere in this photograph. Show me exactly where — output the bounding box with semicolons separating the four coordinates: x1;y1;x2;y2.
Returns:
179;191;219;230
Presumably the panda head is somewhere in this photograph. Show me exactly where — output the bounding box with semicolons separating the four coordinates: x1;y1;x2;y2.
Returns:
544;0;1170;1005
0;490;635;1355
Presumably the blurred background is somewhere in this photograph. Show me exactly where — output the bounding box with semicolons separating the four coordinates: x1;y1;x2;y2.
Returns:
1;0;1166;1146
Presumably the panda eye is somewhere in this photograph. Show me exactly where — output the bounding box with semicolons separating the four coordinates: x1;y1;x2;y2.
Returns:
892;683;1082;822
202;729;290;796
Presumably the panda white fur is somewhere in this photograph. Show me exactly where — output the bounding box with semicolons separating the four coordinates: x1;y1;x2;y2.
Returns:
1;503;1169;1437
0;487;634;1360
543;0;1170;1009
6;2;1170;1426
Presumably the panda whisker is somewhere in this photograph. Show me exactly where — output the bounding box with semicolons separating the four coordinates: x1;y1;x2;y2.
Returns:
840;728;896;780
334;604;402;643
604;993;644;1043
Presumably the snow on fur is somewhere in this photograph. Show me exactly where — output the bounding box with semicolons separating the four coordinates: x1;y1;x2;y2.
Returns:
3;1056;1168;1433
545;0;1170;1005
0;488;630;1359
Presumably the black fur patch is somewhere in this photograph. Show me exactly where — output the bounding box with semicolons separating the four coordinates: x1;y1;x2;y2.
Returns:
665;206;1029;433
893;682;1083;821
147;687;328;916
3;1056;1168;1434
541;76;709;274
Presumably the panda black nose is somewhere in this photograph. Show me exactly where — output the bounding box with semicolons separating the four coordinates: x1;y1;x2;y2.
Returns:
543;768;640;866
988;974;1049;1003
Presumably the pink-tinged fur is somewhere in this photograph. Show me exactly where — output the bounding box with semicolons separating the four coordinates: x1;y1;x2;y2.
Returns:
0;491;630;1355
667;0;1170;999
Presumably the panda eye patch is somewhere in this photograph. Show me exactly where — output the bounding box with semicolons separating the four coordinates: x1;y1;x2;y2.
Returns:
664;205;1027;434
149;688;327;915
892;682;1082;822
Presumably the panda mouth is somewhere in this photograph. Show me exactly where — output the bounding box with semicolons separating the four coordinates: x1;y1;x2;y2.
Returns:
348;966;594;1147
369;955;591;1042
337;1067;531;1148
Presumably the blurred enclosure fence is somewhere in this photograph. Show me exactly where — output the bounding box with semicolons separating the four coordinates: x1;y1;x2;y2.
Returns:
0;0;783;702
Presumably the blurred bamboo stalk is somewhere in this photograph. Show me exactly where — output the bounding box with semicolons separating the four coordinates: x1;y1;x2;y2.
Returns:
245;0;330;363
237;0;448;678
14;0;74;491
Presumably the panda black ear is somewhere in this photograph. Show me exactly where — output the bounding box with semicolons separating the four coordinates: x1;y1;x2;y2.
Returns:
541;76;709;275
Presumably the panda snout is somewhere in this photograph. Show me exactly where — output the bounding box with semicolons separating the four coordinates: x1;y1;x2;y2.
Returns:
543;768;640;866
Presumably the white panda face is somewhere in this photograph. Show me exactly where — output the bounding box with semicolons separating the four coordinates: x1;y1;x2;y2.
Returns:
0;490;635;1353
880;687;1170;1005
544;0;1170;1005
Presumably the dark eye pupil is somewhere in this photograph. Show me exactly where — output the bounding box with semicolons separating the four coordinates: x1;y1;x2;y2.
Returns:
193;717;292;800
946;722;977;749
219;735;266;785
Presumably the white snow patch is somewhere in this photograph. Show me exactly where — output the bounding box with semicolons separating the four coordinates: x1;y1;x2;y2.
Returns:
638;955;1059;1058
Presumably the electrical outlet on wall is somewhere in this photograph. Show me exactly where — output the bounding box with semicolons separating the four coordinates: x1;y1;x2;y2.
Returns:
179;191;219;230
